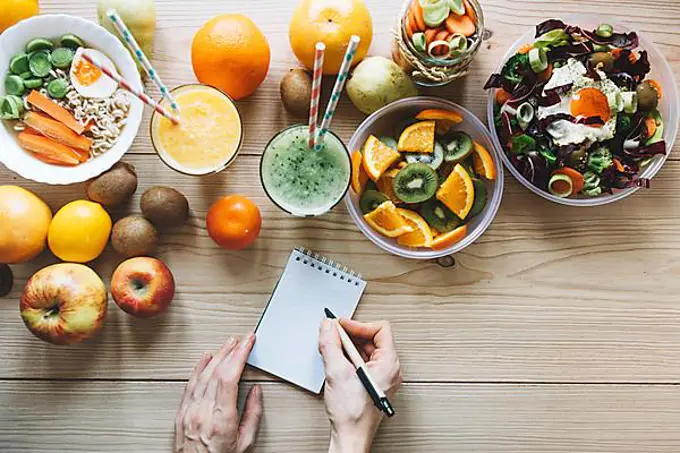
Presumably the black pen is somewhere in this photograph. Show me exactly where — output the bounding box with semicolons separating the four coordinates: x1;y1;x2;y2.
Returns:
324;308;395;417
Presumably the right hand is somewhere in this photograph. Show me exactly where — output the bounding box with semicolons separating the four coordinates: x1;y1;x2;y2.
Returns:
318;319;402;453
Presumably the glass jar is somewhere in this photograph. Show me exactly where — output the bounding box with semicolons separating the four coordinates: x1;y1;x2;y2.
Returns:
392;0;485;87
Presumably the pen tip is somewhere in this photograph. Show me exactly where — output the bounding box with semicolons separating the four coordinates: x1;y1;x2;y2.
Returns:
324;308;335;319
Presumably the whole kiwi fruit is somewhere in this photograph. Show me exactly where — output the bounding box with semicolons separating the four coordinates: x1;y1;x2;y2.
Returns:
141;186;190;228
0;264;13;298
111;216;159;258
280;68;312;117
87;162;138;207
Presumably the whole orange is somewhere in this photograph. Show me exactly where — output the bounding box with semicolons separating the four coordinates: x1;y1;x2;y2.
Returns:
0;186;52;264
290;0;373;75
207;195;262;250
192;14;271;100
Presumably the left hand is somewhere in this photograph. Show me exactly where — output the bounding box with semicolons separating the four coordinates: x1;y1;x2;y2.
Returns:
175;333;263;453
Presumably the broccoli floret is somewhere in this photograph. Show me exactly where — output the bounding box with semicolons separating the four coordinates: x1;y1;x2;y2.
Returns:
587;147;613;174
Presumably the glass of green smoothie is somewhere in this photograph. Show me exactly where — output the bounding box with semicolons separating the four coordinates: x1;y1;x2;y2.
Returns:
260;124;351;217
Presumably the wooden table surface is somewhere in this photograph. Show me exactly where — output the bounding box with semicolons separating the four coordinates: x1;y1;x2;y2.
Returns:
2;0;680;451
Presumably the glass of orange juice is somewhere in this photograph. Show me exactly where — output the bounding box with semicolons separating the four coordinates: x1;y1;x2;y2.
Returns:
150;84;243;176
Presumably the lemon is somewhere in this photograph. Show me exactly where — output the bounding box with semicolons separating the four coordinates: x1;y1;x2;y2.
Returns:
48;200;112;263
0;0;40;34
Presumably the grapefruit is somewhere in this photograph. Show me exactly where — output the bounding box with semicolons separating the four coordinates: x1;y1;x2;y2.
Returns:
290;0;373;75
0;186;52;264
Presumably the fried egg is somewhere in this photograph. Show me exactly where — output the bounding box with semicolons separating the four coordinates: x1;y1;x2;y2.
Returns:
538;58;623;147
69;48;118;99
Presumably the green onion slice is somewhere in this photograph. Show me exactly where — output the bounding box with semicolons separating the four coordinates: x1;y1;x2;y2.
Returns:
548;173;574;198
517;102;535;130
447;0;465;15
412;32;427;53
428;40;451;58
448;34;468;56
529;47;548;73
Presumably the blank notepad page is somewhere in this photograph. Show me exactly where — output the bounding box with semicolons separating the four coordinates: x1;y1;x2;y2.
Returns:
247;248;366;394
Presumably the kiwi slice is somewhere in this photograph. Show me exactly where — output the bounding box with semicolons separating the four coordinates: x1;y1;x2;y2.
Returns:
468;179;487;218
420;199;462;233
393;163;439;204
360;190;389;214
378;136;398;150
405;141;445;170
365;179;378;192
443;131;473;162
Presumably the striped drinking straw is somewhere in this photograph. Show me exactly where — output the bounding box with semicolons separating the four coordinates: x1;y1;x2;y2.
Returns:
314;35;361;151
308;42;326;150
106;9;180;114
81;53;180;125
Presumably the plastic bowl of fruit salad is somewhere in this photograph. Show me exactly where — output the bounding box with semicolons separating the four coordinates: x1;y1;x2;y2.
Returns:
345;97;504;259
485;15;678;206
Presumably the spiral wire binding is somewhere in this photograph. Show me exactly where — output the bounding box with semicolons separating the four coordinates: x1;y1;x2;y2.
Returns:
294;247;363;285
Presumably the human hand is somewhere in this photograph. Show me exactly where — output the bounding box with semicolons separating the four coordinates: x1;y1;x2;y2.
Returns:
175;334;263;453
318;319;402;453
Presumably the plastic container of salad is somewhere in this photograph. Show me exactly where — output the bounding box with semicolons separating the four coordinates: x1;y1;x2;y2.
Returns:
345;97;504;260
486;14;678;206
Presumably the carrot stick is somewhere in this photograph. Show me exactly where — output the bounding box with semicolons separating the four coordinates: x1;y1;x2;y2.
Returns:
406;11;416;39
433;30;451;56
26;90;86;135
411;0;426;31
445;14;476;37
464;0;477;23
424;28;440;46
613;158;625;172
17;132;84;166
24;112;93;151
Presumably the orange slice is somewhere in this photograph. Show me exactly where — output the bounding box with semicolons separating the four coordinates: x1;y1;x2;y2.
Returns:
397;208;433;248
364;201;415;238
472;141;497;180
431;225;468;250
436;163;475;220
362;135;401;181
415;109;464;123
376;168;401;203
351;151;369;194
397;120;435;154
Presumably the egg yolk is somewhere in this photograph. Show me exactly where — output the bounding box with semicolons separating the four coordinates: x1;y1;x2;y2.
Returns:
570;87;611;125
73;58;102;86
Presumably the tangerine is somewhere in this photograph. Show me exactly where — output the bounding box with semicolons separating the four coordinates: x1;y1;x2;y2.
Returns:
207;195;262;250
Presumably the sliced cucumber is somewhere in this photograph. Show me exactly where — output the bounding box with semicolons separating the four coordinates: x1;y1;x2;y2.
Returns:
529;47;548;73
443;131;473;162
60;34;85;50
405;141;445;170
9;54;30;75
24;78;43;89
50;47;74;69
421;0;450;27
26;38;54;53
29;51;52;78
5;75;25;96
47;78;69;99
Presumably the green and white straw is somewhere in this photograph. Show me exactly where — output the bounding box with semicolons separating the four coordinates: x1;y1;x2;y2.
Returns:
106;9;180;114
314;35;361;151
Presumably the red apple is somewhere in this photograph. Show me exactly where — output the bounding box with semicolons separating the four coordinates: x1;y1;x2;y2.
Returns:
20;263;108;345
111;257;175;318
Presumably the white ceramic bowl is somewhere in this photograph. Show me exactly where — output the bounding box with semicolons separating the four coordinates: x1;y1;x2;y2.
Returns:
345;97;504;260
0;14;143;185
486;15;679;206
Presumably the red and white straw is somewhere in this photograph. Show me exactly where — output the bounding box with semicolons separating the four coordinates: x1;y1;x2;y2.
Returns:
308;42;326;150
81;53;180;125
315;35;360;151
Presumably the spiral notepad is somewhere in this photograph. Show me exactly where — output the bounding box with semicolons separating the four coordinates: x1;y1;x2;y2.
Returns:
247;248;367;394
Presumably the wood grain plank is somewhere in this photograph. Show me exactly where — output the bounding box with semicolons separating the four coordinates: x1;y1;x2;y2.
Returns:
1;381;679;453
1;155;680;381
32;0;680;160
